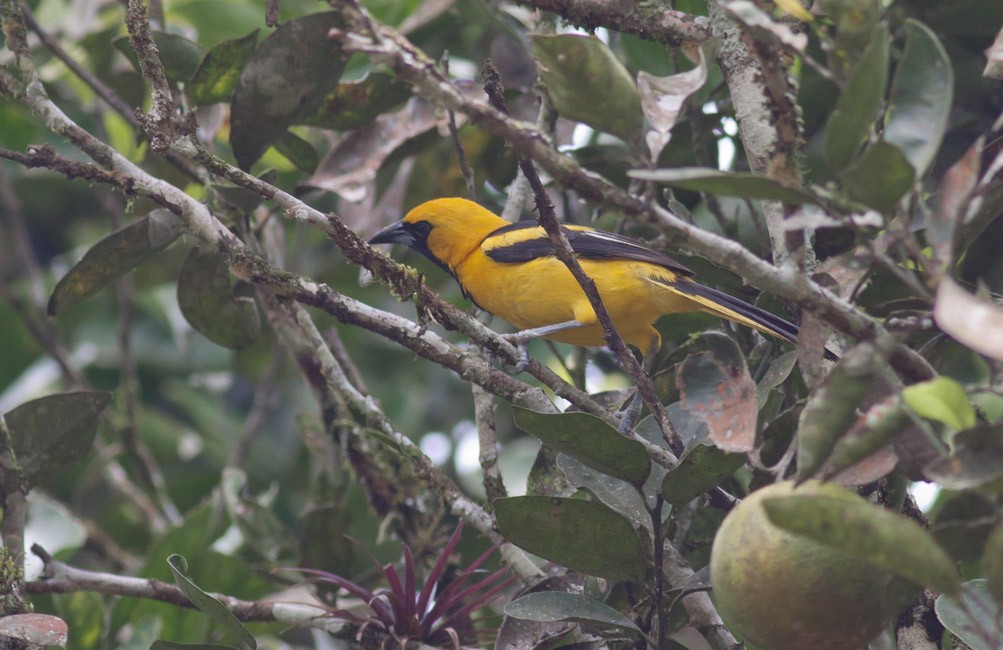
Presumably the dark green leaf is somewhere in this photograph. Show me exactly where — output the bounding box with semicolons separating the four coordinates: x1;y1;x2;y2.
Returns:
531;33;643;142
763;493;960;595
660;444;746;507
5;392;112;484
629;168;820;205
273;131;318;173
177;247;261;350
884;20;953;178
935;580;1003;650
494;496;647;581
294;72;412;130
188;30;259;105
114;32;206;84
823;24;889;171
48;210;183;315
514;408;650;486
756;351;797;409
504;592;641;634
557;454;649;530
840;141;915;214
676;333;757;452
167;555;256;650
229;12;347;169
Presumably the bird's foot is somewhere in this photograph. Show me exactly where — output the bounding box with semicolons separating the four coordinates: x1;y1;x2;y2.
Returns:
501;333;534;373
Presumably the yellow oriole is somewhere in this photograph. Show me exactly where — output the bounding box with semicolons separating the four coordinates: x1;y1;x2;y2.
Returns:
370;197;809;359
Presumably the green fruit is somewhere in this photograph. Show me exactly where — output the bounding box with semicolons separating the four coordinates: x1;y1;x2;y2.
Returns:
710;480;907;650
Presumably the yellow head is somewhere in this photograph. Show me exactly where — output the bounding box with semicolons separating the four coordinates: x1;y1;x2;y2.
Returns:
369;198;509;272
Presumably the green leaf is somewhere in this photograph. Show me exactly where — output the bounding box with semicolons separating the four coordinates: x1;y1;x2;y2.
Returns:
177;246;261;350
5;392;112;485
629;168;820;205
273;130;318;173
795;342;885;481
935;580;1003;650
840;141;915;214
763;493;961;595
823;24;890;171
756;351;797;409
494;496;647;581
557;454;650;531
114;32;206;84
167;555;256;650
902;376;976;430
513;408;650;486
504;591;641;635
188;30;259;105
676;333;757;452
660;444;746;507
884;20;953;178
293;72;412;130
48;210;183;315
229;12;347;169
531;33;643;142
982;520;1003;603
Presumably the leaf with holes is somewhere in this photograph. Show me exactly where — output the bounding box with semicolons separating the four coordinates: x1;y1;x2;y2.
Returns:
676;333;757;452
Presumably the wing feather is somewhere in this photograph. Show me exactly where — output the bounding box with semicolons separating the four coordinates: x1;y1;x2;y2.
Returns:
482;222;693;277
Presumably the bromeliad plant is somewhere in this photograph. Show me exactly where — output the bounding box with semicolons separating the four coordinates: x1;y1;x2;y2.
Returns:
298;523;514;647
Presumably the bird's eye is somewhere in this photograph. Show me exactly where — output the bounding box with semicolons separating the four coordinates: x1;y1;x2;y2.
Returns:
411;221;432;238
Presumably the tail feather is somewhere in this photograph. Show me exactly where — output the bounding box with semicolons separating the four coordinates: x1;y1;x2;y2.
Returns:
648;276;840;361
649;276;798;342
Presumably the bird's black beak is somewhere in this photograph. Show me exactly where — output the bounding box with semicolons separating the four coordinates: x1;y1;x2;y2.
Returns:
369;221;413;247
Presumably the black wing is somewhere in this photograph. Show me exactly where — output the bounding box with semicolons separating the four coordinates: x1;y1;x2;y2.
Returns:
483;221;694;277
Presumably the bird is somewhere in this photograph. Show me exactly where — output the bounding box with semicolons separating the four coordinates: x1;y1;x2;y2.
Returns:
369;197;818;367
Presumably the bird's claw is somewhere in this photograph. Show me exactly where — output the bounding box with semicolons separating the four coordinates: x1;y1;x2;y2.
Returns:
618;389;643;433
502;333;533;373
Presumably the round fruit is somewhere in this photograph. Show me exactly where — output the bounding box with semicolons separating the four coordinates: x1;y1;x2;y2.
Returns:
710;480;908;650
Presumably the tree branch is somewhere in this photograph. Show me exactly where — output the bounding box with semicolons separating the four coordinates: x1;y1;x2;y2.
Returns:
511;0;712;47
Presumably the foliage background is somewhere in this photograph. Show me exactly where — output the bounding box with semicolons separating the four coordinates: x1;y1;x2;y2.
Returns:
1;0;1003;648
